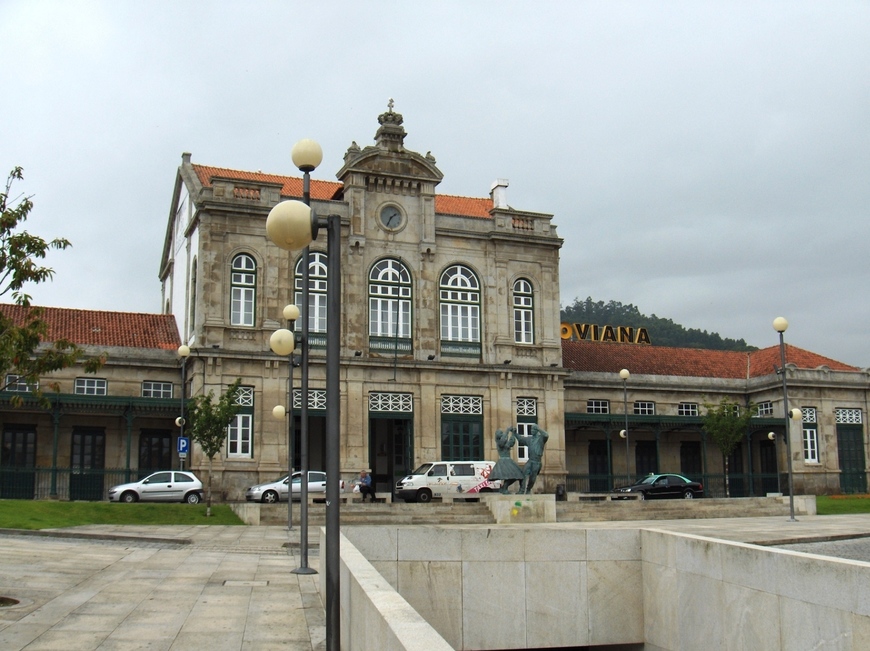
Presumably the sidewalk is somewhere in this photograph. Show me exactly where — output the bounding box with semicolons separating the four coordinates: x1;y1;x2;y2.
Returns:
0;524;325;651
1;515;869;650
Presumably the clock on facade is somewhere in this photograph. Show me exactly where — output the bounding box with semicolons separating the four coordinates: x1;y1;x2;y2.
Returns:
379;205;403;230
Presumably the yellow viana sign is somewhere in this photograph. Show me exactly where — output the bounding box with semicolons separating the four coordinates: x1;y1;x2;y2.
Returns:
560;322;651;345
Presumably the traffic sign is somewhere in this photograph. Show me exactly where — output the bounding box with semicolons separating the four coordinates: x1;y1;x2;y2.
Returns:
178;437;190;454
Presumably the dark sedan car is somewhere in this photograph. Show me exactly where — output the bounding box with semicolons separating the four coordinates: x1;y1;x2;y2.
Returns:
612;473;704;500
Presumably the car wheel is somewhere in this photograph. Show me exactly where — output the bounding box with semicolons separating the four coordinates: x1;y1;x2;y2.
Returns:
638;492;646;501
417;488;433;503
683;490;694;499
185;492;201;504
121;491;138;503
262;490;279;504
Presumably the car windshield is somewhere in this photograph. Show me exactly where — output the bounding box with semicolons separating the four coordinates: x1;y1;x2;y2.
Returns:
637;475;659;486
411;463;432;475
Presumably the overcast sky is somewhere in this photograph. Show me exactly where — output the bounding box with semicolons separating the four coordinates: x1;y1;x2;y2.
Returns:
3;1;868;367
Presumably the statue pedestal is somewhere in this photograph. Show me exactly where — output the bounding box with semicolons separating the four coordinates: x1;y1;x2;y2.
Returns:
484;493;556;524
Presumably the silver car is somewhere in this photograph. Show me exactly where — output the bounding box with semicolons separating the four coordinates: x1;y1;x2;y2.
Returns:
245;471;342;503
108;471;203;504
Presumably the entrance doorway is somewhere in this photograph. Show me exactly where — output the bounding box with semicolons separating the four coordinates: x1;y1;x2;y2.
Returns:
838;425;867;493
368;417;413;494
1;425;36;499
588;440;609;491
70;428;105;501
139;429;172;477
680;441;702;478
635;441;657;479
758;438;779;494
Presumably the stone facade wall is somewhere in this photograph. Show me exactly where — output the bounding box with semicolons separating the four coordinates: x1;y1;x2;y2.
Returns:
170;113;567;497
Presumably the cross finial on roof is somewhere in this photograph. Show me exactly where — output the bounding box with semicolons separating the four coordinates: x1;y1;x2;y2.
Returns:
387;97;394;112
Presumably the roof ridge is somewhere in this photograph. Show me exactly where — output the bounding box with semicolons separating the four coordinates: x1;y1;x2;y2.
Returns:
0;304;180;351
561;339;860;377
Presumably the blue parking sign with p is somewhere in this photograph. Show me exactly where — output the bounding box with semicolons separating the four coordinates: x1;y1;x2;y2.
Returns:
178;437;190;454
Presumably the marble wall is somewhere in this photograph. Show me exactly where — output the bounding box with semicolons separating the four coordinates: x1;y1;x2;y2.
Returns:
333;523;870;650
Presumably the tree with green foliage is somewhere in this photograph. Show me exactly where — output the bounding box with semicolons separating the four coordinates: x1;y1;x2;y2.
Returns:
0;167;103;406
703;398;755;497
187;379;242;516
561;296;756;351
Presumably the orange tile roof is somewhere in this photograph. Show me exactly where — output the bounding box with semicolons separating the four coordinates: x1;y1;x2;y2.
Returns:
434;194;492;218
191;164;494;218
0;304;180;351
561;340;860;379
192;164;343;201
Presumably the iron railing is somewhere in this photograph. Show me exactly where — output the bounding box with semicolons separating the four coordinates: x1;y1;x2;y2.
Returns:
565;472;785;498
0;467;155;501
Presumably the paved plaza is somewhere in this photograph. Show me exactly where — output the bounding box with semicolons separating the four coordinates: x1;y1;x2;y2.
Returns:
1;515;870;650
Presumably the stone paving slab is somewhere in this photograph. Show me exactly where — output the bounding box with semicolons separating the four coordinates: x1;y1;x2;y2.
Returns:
1;515;870;650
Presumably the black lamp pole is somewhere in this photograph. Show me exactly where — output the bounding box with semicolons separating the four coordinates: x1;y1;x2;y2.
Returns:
294;166;315;576
620;369;630;485
774;317;798;522
266;139;340;650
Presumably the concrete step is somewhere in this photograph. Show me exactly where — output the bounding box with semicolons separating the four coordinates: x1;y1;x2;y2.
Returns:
254;501;496;526
555;497;793;522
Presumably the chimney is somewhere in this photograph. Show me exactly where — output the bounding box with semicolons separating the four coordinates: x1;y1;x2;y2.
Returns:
490;179;509;209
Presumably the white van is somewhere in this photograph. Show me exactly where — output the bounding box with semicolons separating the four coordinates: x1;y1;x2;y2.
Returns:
395;460;500;503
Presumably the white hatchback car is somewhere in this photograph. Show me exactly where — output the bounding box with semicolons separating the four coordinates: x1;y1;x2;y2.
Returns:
108;471;203;504
245;471;343;503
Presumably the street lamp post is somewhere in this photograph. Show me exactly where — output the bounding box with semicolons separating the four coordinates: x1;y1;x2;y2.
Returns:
774;317;803;522
270;304;300;535
296;139;320;576
767;431;782;494
619;369;630;485
266;138;342;651
177;345;190;471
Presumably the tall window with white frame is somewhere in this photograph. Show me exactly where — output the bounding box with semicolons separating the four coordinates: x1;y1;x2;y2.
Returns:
294;252;328;340
515;397;538;463
230;254;256;327
801;407;819;464
227;386;254;459
512;278;534;344
369;258;412;352
439;264;480;356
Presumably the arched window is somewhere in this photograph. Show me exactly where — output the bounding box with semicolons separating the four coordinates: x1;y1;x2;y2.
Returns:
294;251;328;334
230;253;256;327
439;265;480;347
513;278;534;344
369;259;412;339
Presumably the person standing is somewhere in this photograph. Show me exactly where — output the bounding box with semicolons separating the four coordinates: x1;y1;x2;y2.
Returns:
357;469;376;502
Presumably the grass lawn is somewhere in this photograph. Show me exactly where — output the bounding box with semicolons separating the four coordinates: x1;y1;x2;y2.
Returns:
0;499;244;529
816;495;870;516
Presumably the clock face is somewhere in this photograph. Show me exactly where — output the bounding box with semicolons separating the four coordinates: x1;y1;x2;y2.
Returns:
379;206;402;230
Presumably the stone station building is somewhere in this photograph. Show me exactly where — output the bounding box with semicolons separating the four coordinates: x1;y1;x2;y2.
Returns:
1;107;867;500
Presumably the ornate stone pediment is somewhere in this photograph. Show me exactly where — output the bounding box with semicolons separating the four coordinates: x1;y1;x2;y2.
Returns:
336;101;443;185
